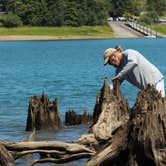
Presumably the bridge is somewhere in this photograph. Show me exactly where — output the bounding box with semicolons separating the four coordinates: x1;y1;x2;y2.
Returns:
125;21;166;38
108;21;165;38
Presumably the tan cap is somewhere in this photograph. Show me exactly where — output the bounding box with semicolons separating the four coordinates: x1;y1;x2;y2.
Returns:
103;48;116;65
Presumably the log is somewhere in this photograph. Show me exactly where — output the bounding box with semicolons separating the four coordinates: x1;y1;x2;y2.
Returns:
65;110;93;126
0;140;95;163
0;144;15;166
25;92;62;131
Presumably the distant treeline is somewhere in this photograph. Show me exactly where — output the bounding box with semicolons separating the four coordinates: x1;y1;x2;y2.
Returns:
0;0;109;26
0;0;165;27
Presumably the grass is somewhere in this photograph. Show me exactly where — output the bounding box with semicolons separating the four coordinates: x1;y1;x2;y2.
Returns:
0;26;113;37
148;24;166;35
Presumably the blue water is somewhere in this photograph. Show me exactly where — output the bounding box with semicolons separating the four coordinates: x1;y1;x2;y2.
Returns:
0;38;165;145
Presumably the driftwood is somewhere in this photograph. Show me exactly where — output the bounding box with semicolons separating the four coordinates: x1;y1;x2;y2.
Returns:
1;77;166;166
26;92;62;131
0;144;15;166
0;140;95;166
65;110;93;126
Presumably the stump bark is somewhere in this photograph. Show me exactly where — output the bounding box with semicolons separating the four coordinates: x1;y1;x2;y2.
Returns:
89;77;129;141
26;92;62;131
65;110;93;126
1;78;166;166
127;85;166;166
85;82;166;166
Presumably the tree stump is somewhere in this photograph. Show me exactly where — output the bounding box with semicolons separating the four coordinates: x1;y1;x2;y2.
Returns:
25;92;62;131
85;83;166;166
89;77;130;141
127;85;166;166
65;110;93;126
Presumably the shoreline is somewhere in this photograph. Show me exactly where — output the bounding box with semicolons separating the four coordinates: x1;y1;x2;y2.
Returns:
0;35;165;41
0;35;115;41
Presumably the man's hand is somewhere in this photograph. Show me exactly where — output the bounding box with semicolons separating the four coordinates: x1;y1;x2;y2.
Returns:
112;76;121;82
112;76;121;91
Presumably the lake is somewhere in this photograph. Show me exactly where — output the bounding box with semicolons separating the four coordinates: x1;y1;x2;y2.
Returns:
0;38;165;164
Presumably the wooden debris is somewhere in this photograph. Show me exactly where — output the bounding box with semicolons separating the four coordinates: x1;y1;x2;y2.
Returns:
0;144;15;166
1;78;166;166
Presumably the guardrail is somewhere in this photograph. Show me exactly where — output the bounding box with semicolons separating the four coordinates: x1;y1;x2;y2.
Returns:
125;21;165;38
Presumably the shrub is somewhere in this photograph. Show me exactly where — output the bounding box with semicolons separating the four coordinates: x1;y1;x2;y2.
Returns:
123;12;132;20
147;11;159;23
2;13;23;28
138;14;154;25
138;11;159;25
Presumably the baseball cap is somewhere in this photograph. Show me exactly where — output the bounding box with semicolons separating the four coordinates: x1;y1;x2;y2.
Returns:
103;48;116;65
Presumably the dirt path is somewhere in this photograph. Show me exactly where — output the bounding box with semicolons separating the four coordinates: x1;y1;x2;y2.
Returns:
109;21;144;38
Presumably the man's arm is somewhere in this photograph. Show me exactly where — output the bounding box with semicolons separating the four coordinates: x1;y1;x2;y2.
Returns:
116;58;137;80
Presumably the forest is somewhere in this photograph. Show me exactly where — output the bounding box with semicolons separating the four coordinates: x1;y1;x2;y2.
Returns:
0;0;165;27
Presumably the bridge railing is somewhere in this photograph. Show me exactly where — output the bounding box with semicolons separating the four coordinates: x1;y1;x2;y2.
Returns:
125;21;165;38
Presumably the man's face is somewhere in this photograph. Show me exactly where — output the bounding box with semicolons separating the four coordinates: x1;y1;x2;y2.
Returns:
108;52;120;67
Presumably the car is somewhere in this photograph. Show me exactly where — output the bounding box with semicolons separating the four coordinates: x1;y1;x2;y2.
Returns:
107;17;113;21
158;18;166;23
118;17;127;21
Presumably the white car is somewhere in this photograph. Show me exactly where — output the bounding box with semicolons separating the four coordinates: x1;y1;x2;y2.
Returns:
158;18;166;23
107;17;113;21
118;17;127;21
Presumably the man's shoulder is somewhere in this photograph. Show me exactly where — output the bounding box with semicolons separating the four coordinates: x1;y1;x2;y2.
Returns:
123;49;139;54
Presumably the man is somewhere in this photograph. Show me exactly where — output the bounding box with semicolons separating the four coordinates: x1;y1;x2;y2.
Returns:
103;45;165;97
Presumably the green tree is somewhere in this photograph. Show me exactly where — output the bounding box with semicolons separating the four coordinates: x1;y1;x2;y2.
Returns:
6;0;48;26
30;0;48;26
2;12;23;27
6;0;16;12
77;0;88;26
0;0;7;12
109;0;127;17
4;0;111;26
64;1;79;26
108;0;145;17
46;0;65;26
95;0;108;25
146;0;166;16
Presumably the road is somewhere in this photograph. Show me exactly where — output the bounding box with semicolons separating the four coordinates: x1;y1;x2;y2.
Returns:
108;21;144;38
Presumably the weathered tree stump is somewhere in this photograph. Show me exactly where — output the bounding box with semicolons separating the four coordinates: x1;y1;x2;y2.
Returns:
26;92;62;131
89;78;129;141
85;83;166;166
127;85;166;166
1;78;166;166
65;110;93;126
